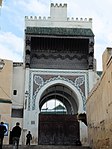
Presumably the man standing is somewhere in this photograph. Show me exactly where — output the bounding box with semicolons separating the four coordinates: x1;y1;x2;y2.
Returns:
12;122;21;149
0;122;7;149
26;131;32;145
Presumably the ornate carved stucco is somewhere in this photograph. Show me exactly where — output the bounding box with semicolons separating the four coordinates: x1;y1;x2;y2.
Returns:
27;70;88;111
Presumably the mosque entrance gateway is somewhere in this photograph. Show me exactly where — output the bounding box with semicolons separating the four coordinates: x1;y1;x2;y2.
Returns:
38;84;80;145
23;2;95;146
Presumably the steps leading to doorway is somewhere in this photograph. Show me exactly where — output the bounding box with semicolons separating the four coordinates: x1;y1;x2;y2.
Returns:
3;145;91;149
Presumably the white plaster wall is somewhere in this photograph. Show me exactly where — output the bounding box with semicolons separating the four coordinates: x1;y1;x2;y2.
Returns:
11;65;25;144
88;70;99;92
23;68;30;129
25;17;92;29
23;110;38;144
12;65;25;109
80;122;89;146
23;68;39;144
50;3;67;21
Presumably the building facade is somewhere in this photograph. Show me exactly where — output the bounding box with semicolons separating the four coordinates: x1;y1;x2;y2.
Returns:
86;48;112;149
0;59;13;144
0;60;25;144
23;3;98;146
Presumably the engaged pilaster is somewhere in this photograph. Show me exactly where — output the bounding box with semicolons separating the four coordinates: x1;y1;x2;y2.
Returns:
25;35;31;68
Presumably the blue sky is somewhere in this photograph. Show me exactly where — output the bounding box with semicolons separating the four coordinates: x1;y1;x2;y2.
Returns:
0;0;112;70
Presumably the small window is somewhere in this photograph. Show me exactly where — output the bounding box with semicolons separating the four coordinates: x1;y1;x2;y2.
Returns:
13;90;17;95
31;121;35;125
11;109;23;118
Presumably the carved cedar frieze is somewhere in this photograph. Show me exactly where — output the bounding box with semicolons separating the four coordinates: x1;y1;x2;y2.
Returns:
25;35;31;67
88;38;94;69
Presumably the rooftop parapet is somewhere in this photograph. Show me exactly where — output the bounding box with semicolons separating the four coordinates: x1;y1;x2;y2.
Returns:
25;3;93;29
50;3;67;21
51;3;67;8
25;16;92;22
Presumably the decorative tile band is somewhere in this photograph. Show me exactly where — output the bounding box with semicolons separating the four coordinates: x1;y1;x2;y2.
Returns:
28;70;89;111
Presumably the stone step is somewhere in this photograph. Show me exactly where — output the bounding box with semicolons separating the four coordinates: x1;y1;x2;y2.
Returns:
3;145;91;149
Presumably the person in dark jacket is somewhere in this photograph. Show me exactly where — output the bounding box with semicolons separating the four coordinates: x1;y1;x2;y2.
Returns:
0;122;7;149
12;122;21;149
26;131;32;145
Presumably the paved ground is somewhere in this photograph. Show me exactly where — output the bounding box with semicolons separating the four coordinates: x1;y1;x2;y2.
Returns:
3;145;91;149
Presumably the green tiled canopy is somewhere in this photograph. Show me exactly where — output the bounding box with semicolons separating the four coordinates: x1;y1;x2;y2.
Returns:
0;98;12;103
25;27;94;37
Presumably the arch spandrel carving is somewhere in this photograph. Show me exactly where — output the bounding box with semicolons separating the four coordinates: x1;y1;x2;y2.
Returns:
30;75;86;112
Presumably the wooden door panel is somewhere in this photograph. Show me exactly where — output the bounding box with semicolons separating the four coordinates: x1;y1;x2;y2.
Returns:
38;114;80;145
